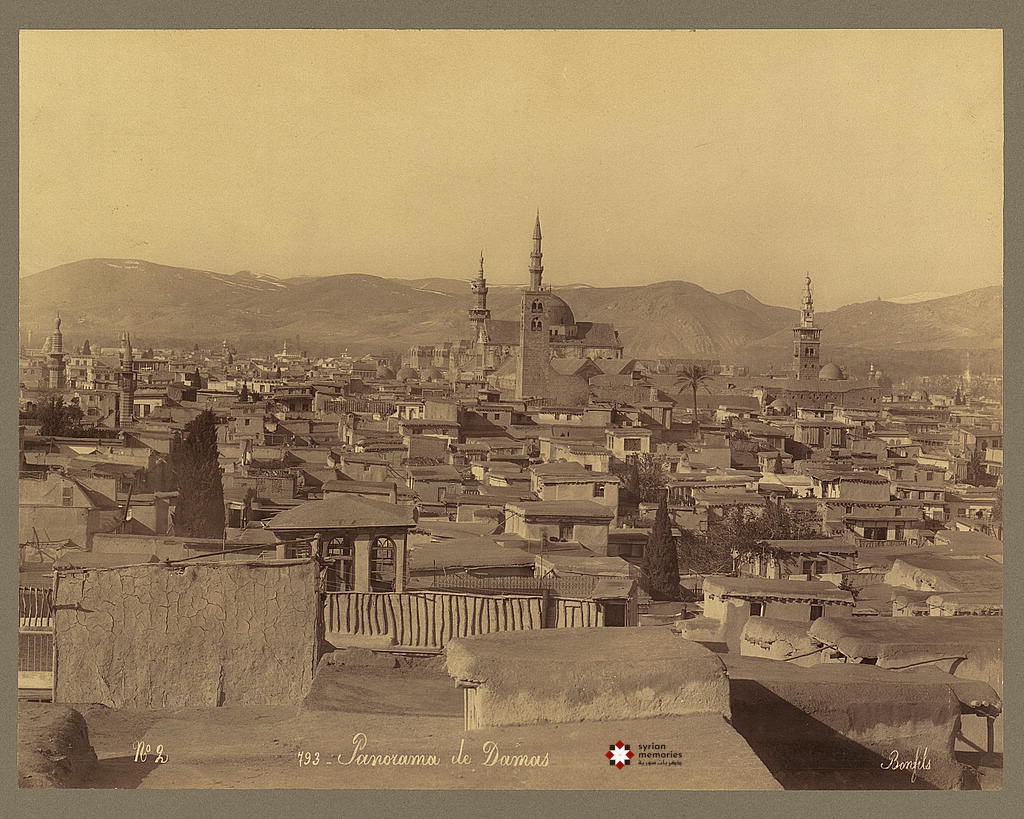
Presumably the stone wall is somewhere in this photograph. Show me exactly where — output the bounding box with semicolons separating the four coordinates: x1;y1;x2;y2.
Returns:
53;559;320;708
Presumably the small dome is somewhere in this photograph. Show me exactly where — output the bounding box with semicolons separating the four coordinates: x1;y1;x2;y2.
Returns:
375;364;396;379
396;366;420;382
423;367;444;382
546;295;576;327
818;362;846;381
769;398;792;413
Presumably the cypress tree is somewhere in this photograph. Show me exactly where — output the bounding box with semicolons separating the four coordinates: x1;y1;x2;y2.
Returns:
173;409;225;537
641;492;681;601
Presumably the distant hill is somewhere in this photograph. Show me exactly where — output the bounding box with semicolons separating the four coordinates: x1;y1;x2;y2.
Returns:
19;259;1002;371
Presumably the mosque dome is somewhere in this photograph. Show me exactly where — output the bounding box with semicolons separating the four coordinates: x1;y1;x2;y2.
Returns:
375;364;396;379
818;362;846;381
768;398;793;415
396;367;420;382
423;367;444;382
546;295;576;327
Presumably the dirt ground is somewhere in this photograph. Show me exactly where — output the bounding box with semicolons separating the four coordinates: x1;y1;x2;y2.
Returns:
26;660;1000;790
46;665;779;790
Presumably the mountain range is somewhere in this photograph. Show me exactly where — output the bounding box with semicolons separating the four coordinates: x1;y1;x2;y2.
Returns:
19;259;1002;375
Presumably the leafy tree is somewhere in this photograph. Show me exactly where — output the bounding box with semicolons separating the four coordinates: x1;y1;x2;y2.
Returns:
678;498;819;576
614;453;667;505
641;493;680;601
173;410;225;537
37;396;84;437
965;447;997;487
772;452;784;474
239;382;250;402
674;364;715;434
81;339;91;355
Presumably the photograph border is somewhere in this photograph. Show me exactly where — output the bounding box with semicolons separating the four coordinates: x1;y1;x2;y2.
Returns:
3;2;1020;813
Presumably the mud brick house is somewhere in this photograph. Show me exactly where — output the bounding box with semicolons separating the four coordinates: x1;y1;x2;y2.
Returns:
678;576;854;652
739;539;858;581
445;628;731;731
502;500;616;553
530;462;620;523
605;427;654;466
19;472;123;551
808;615;1003;755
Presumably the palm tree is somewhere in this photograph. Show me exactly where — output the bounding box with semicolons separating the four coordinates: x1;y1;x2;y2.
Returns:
674;364;715;436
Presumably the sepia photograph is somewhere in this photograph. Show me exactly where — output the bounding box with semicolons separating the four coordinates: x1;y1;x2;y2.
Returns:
15;27;1003;792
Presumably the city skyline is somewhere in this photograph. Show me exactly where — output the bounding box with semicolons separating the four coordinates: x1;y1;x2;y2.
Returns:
20;29;1002;311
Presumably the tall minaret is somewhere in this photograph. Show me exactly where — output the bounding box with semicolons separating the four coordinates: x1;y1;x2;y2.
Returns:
469;250;491;368
517;213;552;399
47;313;66;390
792;274;822;380
529;210;544;290
119;330;135;427
469;251;490;331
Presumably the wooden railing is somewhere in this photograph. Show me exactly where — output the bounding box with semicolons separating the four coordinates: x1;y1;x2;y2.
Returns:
323;590;602;649
422;573;598;596
854;538;911;549
18;587;54;631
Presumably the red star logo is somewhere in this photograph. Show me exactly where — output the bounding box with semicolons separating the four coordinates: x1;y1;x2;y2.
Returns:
605;740;634;769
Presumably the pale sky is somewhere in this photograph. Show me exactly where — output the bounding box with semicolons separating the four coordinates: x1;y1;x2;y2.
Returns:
20;29;1002;309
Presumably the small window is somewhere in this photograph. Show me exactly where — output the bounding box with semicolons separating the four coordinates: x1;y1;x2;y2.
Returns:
593;482;604;498
749;601;764;617
623;438;642;452
584;464;593;471
810;605;824;621
61;485;74;507
558;522;574;540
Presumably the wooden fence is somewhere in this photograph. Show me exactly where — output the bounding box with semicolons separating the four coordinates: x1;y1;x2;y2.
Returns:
18;587;54;693
423;573;599;596
323;590;602;649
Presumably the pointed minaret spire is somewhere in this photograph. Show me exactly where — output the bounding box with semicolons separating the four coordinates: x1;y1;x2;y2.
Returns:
120;329;133;364
469;249;491;353
801;273;815;328
119;329;135;427
529;211;544;289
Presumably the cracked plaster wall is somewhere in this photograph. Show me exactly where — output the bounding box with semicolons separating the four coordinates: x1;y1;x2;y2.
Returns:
53;561;319;708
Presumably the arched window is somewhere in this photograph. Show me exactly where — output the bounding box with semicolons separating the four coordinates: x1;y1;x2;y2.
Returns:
531;318;542;331
531;300;543;313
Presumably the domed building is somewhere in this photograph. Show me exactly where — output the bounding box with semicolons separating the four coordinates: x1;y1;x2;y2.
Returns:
404;216;624;399
818;362;846;381
422;366;445;382
396;366;420;382
464;215;623;378
375;364;396;380
740;276;886;410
